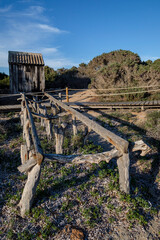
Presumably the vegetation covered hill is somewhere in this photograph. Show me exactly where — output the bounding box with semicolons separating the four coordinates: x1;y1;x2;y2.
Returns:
45;50;160;91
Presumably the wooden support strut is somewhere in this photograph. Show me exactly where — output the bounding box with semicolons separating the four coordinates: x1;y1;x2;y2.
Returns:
45;92;130;194
72;115;78;136
21;94;43;165
18;94;44;217
54;123;67;154
45;92;129;153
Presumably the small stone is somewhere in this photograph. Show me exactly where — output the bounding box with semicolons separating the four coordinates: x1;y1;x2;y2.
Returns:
71;227;85;240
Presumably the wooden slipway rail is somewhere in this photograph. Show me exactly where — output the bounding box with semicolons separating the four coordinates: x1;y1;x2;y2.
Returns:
16;92;151;217
67;100;160;110
1;99;160;112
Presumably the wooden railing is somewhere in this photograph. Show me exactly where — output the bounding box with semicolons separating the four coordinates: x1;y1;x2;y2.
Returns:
17;92;151;217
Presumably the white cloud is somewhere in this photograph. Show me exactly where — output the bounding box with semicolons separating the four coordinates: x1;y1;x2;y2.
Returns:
37;24;66;33
41;47;58;54
22;5;45;17
0;5;12;13
0;3;73;71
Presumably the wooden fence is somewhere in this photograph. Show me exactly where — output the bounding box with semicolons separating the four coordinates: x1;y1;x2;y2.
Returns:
17;92;151;217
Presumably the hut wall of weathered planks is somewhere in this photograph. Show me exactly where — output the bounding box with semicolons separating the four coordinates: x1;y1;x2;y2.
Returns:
8;51;45;93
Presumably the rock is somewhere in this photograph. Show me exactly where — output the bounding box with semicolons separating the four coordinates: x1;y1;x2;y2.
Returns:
71;228;84;240
63;225;85;240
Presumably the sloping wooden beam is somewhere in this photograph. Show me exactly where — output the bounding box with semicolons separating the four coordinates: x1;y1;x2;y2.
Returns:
45;92;129;153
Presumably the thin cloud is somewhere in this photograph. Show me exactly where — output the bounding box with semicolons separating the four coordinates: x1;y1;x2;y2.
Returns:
0;5;12;13
41;47;58;54
23;5;45;17
37;24;66;33
0;3;71;70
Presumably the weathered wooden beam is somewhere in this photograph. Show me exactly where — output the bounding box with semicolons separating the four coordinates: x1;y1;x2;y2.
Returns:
18;157;37;173
38;104;47;127
45;93;129;153
22;94;43;164
117;153;130;194
72;115;78;136
45;119;53;140
44;149;121;164
132;140;151;156
31;111;56;120
21;144;28;164
54;124;66;154
24;119;32;151
18;164;41;217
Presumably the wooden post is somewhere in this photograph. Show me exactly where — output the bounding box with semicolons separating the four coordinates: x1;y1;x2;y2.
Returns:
54;124;66;154
18;163;41;217
23;108;28;139
141;105;144;111
72;115;78;136
51;102;57;116
59;92;62;102
18;94;44;217
33;96;37;112
117;153;130;194
39;104;47;127
45;119;53;140
24;119;32;151
21;144;28;164
20;99;25;126
66;87;69;103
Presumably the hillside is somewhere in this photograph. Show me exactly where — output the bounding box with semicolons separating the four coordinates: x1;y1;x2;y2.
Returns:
46;50;160;93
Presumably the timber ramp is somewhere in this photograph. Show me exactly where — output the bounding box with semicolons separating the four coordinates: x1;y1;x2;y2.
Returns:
1;99;160;112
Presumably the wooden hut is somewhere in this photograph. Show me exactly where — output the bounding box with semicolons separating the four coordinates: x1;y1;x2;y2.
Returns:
8;51;45;93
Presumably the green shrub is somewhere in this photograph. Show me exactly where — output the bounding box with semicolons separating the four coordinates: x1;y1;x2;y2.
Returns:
145;111;160;128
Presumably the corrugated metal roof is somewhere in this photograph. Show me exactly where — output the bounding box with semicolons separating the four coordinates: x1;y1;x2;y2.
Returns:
8;51;44;65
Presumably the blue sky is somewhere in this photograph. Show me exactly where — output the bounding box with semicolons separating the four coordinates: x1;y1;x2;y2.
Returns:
0;0;160;74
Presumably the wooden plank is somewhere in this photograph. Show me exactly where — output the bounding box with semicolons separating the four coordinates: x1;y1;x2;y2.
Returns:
45;93;129;153
44;149;121;164
22;94;43;164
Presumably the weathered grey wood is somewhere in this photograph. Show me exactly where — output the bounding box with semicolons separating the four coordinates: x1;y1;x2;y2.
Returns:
38;104;47;127
31;111;56;120
45;93;129;153
20;111;24;126
18;164;41;217
18;157;37;173
22;94;43;165
51;102;58;116
54;124;66;154
45;119;53;140
21;144;28;164
59;92;62;102
44;149;121;164
20;99;25;126
117;153;130;194
72;115;78;136
9;52;45;94
132;140;151;156
23;107;28;139
25;119;32;151
33;96;37;112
